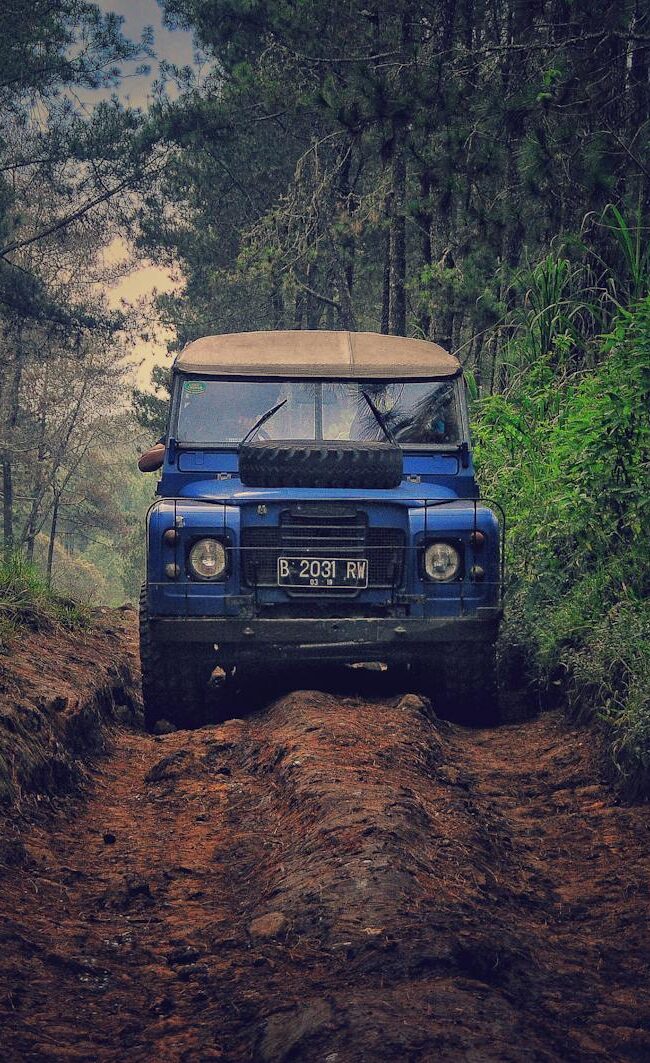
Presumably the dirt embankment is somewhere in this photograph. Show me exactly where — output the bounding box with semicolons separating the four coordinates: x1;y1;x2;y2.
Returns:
0;619;649;1061
0;607;139;817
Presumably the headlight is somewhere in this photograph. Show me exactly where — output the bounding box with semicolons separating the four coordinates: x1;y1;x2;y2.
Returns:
424;542;461;582
188;538;227;580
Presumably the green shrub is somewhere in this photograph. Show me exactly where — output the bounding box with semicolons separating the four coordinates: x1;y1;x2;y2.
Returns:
474;290;650;798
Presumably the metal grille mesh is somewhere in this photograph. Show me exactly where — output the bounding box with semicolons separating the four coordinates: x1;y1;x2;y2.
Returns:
241;510;404;589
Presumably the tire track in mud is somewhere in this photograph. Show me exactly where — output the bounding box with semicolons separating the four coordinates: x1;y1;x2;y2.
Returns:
0;676;649;1062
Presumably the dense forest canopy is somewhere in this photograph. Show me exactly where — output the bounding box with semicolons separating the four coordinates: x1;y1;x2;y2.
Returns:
136;1;650;359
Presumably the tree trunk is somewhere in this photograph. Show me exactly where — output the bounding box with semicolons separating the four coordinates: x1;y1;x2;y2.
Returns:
22;402;48;561
1;341;23;561
415;171;433;337
500;0;531;273
2;459;13;561
332;249;357;331
389;140;407;336
473;333;486;391
630;0;650;211
380;210;391;334
25;526;35;562
332;144;357;330
630;0;650;130
46;494;60;588
293;287;305;330
339;147;356;298
271;276;285;329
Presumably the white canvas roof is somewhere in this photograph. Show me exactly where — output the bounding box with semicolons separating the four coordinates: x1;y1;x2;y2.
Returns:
173;330;460;379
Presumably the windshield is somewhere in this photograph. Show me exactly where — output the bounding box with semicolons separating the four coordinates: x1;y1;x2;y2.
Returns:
175;378;463;445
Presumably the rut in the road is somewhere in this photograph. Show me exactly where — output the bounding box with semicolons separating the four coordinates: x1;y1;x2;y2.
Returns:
0;684;648;1062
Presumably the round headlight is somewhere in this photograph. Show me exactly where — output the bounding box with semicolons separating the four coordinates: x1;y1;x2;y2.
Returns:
189;538;227;580
424;542;461;582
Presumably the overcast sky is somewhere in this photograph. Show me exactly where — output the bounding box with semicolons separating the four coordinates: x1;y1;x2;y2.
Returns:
94;1;199;386
97;0;197;107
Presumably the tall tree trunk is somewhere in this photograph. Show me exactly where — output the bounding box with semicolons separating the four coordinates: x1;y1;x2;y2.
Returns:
452;308;465;353
271;274;285;329
46;493;60;588
332;249;357;331
415;171;433;337
630;0;650;130
2;459;13;561
1;341;23;561
293;287;305;330
305;264;325;329
22;401;48;561
500;0;533;273
339;147;356;298
389;140;407;336
380;210;391;334
461;0;475;49
332;144;357;330
25;523;35;562
472;333;486;391
630;0;650;212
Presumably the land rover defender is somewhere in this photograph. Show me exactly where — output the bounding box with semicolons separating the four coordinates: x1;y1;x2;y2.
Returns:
139;331;503;729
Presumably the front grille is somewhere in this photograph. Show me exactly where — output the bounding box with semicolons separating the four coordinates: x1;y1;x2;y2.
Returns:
241;507;405;591
367;527;406;585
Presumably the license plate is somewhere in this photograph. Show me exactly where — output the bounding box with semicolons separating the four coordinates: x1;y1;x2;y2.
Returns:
277;556;368;589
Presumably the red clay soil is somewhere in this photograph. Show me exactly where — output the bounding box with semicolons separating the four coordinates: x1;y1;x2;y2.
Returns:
0;626;649;1061
0;607;138;813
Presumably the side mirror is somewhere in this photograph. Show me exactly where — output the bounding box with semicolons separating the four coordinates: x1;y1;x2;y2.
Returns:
138;442;165;472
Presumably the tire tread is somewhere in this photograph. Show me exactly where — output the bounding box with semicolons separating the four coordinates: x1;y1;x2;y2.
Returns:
239;440;403;488
139;584;212;731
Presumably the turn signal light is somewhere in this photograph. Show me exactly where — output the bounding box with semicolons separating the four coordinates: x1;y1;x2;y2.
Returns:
163;528;178;545
470;530;486;547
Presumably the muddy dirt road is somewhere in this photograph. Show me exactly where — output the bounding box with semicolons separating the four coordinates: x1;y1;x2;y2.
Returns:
0;631;649;1061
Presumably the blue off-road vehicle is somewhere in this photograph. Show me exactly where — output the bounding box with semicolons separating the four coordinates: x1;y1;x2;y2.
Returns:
139;331;504;730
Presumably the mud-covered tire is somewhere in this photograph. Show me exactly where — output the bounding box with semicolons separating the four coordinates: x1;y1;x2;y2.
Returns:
239;440;403;489
413;641;501;727
139;585;214;732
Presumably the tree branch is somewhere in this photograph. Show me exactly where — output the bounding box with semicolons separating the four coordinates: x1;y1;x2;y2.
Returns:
295;279;340;311
0;158;167;259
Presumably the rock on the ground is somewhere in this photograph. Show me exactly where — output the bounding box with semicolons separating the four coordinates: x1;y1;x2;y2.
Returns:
249;912;288;940
395;692;430;715
257;1000;334;1063
153;719;177;735
166;945;202;967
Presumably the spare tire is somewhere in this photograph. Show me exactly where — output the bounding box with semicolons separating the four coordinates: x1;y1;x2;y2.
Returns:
239;440;403;489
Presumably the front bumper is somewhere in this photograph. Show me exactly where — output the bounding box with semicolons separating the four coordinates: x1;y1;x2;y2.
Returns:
151;608;502;663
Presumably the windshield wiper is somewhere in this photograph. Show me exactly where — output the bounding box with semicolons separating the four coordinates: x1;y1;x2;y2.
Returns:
361;390;399;447
239;398;288;446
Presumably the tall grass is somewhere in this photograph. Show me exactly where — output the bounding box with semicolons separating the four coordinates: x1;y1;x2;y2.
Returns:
0;553;88;643
474;238;650;799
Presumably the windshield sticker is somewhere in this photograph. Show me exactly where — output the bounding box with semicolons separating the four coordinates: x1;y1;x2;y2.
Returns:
183;381;207;395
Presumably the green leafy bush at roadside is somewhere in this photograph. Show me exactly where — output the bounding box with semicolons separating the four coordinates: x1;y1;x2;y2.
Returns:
0;554;89;644
474;294;650;798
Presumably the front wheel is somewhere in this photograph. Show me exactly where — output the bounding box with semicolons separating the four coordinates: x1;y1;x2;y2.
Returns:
139;585;215;731
412;641;501;727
